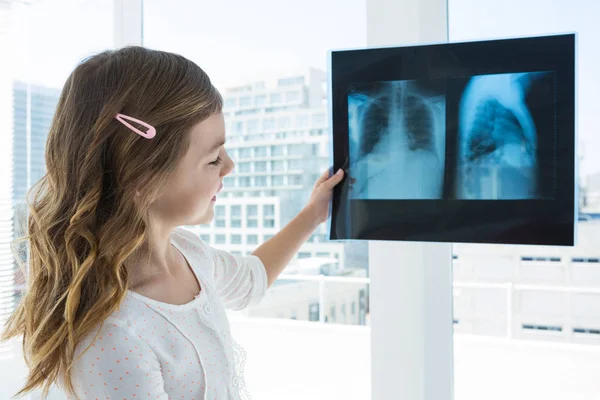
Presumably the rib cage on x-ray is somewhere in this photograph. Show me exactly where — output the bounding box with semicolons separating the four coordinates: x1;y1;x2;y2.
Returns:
456;72;550;199
348;80;446;200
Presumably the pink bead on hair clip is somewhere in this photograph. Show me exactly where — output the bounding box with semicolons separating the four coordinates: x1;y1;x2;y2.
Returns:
115;113;156;139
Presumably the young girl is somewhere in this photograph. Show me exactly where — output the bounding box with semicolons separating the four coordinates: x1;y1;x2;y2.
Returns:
1;46;344;399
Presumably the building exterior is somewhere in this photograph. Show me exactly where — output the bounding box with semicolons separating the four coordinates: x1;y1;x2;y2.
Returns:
453;219;600;345
0;0;15;359
185;67;346;263
12;81;59;207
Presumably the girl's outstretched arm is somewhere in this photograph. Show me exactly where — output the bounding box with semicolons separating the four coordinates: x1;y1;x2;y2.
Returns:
252;168;345;287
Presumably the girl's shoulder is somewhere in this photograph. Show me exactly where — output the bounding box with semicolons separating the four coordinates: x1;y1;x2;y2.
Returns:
171;226;210;250
170;226;217;281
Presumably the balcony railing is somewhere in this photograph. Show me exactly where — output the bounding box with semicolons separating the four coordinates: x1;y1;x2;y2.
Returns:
277;273;600;343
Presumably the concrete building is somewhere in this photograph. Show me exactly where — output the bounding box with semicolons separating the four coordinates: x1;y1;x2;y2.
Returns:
0;0;15;359
185;67;345;263
453;219;600;345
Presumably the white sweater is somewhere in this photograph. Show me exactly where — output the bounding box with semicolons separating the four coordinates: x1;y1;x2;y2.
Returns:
66;227;268;400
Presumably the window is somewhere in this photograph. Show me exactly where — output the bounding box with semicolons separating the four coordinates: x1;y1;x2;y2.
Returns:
572;257;600;263
521;256;562;262
329;305;336;323
215;234;226;244
278;116;291;129
298;252;311;259
263;205;275;216
309;303;320;322
287;144;304;156
573;327;600;335
311;143;319;156
254;94;267;106
272;175;284;186
239;162;251;173
239;95;252;107
231;220;241;228
296;114;309;128
143;1;369;398
316;252;330;258
522;324;563;333
312;113;326;126
271;160;284;171
247;205;258;216
215;219;226;228
289;159;304;170
250;147;265;158
289;175;303;185
264;234;274;241
224;176;235;187
270;145;285;156
262;118;276;130
231;205;241;217
239;148;252;159
224;97;237;109
247;119;259;134
269;92;282;103
255;176;267;186
247;234;258;244
215;205;226;216
255;161;267;172
444;0;600;398
247;219;258;228
231;120;244;134
264;219;275;228
231;234;242;245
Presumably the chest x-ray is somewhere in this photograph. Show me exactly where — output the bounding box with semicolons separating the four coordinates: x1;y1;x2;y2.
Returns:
348;72;555;201
329;34;575;245
455;71;555;200
349;80;446;199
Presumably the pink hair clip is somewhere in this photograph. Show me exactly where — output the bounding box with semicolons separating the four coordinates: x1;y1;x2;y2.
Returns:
115;113;156;139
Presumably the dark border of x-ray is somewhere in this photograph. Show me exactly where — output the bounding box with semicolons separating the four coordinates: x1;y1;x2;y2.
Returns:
327;33;577;246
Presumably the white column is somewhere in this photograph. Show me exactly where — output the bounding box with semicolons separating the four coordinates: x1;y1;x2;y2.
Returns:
113;0;143;47
365;1;454;400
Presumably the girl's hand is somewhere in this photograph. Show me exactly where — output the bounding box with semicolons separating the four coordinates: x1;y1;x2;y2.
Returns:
304;168;345;225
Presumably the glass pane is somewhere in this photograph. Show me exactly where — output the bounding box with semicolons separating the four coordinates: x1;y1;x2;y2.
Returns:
449;1;600;399
255;146;267;157
2;0;114;397
247;205;258;216
143;0;369;398
255;161;267;172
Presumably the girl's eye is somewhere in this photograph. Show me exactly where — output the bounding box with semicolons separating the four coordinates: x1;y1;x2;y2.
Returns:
209;156;222;166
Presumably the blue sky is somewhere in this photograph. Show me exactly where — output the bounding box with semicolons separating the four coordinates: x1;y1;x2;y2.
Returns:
11;0;600;177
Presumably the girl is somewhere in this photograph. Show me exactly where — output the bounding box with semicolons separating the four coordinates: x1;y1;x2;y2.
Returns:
1;46;344;399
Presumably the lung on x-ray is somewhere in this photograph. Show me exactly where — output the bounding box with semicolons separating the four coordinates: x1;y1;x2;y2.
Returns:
329;34;575;245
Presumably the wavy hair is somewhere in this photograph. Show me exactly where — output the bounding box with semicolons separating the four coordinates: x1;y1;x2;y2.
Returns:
1;46;222;398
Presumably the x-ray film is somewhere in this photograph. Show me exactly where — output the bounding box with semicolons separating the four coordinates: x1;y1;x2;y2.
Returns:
329;34;575;245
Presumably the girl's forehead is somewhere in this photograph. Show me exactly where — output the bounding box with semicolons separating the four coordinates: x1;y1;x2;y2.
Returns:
188;113;226;153
190;114;225;143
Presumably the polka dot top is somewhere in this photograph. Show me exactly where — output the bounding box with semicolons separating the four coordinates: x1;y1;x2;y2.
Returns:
66;227;268;400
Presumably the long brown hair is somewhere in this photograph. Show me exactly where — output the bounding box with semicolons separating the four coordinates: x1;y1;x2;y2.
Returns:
1;46;222;398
